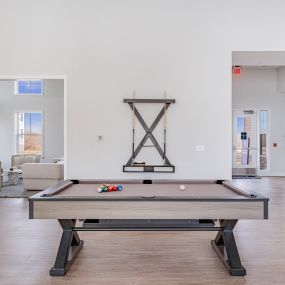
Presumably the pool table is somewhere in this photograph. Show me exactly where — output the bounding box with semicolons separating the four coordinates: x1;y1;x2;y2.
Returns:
29;179;269;276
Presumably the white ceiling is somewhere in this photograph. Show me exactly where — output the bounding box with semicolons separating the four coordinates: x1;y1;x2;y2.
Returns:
241;65;283;70
232;51;285;67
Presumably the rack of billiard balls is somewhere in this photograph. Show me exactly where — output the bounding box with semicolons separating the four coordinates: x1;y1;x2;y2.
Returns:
97;184;123;193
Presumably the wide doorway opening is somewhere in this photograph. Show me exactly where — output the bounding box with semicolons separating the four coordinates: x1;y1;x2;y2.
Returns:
232;51;285;177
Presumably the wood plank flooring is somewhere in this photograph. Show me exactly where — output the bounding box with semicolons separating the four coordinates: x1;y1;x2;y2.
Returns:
0;177;285;285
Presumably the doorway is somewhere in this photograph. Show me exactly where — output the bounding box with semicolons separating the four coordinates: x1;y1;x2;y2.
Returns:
0;76;66;192
231;51;285;177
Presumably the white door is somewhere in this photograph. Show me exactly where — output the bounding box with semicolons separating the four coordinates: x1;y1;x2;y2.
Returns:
232;110;257;176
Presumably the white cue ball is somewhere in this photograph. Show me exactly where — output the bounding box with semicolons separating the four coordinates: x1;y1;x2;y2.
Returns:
97;187;103;193
179;184;186;191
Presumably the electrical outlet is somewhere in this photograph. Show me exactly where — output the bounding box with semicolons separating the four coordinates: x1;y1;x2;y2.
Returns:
196;145;205;152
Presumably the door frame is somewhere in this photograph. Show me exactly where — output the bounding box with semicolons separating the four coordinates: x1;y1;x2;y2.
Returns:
0;75;68;178
232;108;271;176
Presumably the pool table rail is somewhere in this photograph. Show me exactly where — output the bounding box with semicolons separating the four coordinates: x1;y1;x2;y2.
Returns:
28;179;268;220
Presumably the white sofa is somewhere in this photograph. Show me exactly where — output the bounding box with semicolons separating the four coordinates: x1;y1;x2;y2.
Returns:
22;163;64;190
11;154;41;170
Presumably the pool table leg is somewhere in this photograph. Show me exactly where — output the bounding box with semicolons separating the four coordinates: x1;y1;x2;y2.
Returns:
50;219;84;276
211;219;246;276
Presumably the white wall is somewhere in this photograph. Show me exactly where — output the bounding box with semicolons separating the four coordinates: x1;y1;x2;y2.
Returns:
1;1;285;179
0;79;64;169
232;68;285;176
277;67;285;92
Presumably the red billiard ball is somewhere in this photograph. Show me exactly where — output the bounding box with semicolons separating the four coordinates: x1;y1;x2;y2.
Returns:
111;185;117;191
107;186;113;192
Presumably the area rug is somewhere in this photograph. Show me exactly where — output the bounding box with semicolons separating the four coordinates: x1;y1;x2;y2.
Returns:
0;180;39;198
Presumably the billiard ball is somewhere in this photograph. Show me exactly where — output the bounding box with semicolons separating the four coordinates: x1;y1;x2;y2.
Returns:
111;185;117;191
97;187;102;193
107;186;113;192
117;185;123;191
102;186;108;192
179;184;186;190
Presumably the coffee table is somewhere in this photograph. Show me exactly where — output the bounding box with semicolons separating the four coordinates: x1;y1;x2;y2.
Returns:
2;169;22;185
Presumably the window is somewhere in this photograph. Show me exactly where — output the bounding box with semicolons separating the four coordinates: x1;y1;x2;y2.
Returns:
15;112;43;155
235;116;255;166
259;110;269;171
15;79;43;95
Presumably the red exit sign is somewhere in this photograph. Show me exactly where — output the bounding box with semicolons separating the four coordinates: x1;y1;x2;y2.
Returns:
232;66;241;75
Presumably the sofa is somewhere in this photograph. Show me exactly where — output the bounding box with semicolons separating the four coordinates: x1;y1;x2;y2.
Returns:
11;154;41;170
22;163;64;190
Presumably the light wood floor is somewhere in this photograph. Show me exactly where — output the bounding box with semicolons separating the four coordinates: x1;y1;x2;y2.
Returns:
0;177;285;285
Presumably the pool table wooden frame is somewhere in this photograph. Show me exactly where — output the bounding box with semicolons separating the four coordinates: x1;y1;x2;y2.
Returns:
28;179;269;277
